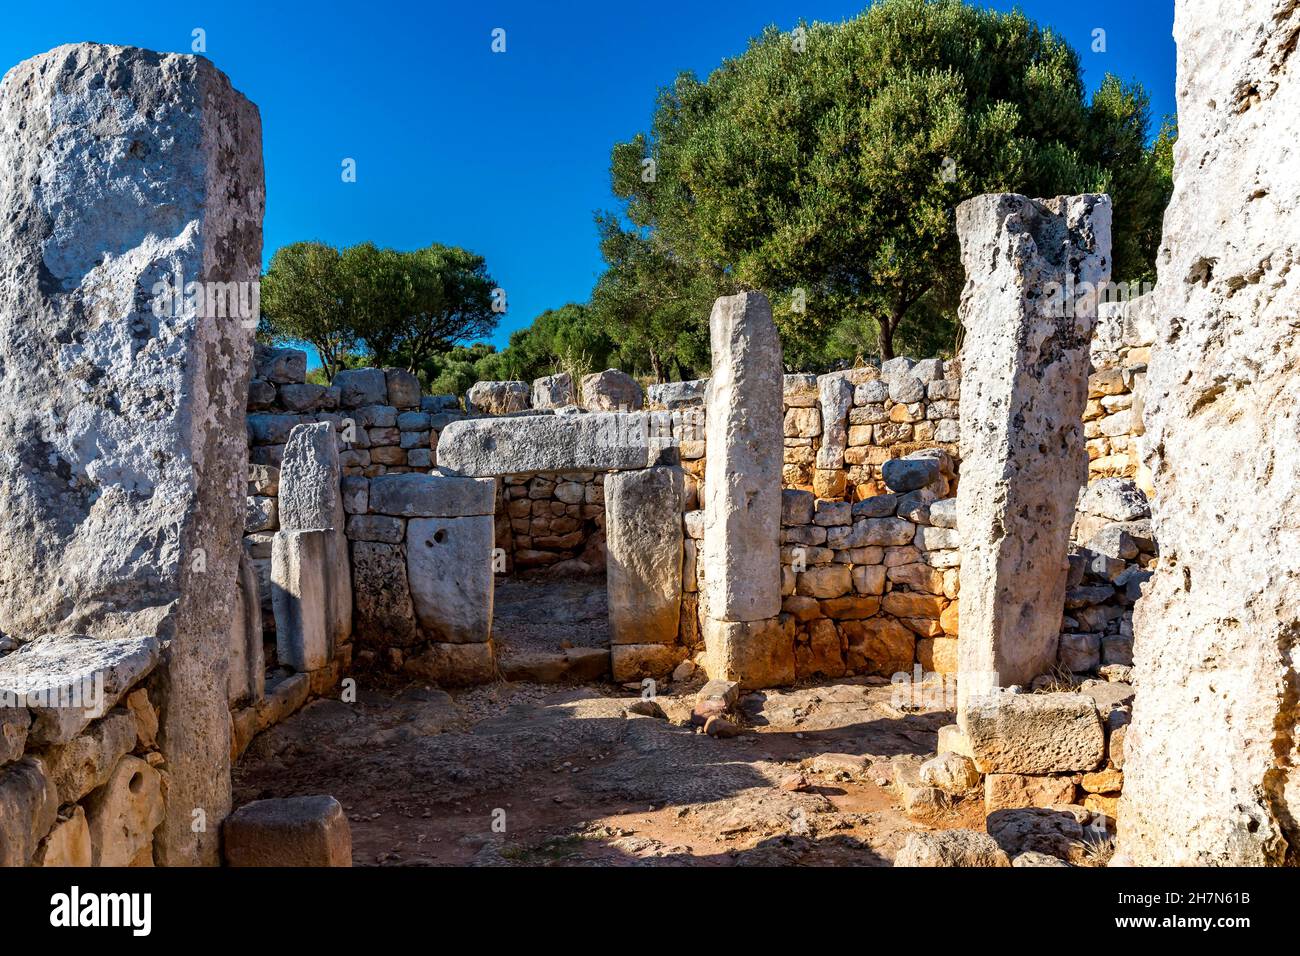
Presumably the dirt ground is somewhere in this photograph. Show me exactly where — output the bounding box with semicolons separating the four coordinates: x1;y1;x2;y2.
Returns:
232;671;985;866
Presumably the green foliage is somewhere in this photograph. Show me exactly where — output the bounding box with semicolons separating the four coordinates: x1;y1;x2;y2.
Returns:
605;0;1174;363
260;240;499;379
259;241;353;380
588;217;712;381
422;343;499;397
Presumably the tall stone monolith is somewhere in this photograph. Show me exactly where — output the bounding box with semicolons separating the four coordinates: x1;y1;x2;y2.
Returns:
702;292;790;688
1118;0;1300;866
0;45;264;865
954;193;1111;716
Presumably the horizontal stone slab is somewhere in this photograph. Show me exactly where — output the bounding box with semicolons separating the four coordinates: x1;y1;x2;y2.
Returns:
367;471;495;517
962;691;1105;774
436;411;674;476
0;634;161;744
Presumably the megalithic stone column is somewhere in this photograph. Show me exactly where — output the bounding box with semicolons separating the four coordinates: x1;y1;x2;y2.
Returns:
1119;0;1300;867
0;45;263;865
954;194;1111;718
702;292;791;688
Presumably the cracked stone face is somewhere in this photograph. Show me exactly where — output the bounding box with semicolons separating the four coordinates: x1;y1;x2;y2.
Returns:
0;43;263;865
953;193;1111;713
1119;0;1300;866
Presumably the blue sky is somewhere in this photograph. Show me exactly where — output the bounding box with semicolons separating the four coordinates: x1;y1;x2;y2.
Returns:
2;1;1175;355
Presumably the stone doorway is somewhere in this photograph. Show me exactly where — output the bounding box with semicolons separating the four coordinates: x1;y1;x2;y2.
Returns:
492;468;613;683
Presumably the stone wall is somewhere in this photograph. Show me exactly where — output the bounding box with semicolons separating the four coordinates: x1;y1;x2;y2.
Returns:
0;636;166;865
1085;296;1155;494
785;361;961;499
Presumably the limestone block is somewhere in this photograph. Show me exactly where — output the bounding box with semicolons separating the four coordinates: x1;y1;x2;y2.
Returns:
256;346;307;385
882;456;940;493
84;755;164;867
33;806;91;867
984;773;1077;812
815;373;854;469
894;829;1009;867
532;372;576;409
581;369;643;410
648;379;709;409
0;44;263;864
1119;0;1300;867
963;692;1104;774
705;617;794;690
605;467;684;646
385;368;421;408
335;368;388;407
842;618;914;676
0;756;58;866
227;551;266;707
438;411;670;475
954;192;1111;712
611;643;685;682
920;753;980;793
279;423;343;531
272;530;331;672
466;380;530;415
223;795;351;867
0;707;29;766
703;293;783;622
402;642;496;685
406;516;494;644
0;634;160;745
369;471;495;517
45;709;137;804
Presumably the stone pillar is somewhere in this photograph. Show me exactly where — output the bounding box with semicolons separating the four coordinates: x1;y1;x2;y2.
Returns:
701;292;790;688
954;193;1111;716
605;466;685;672
279;422;352;653
1118;0;1300;867
0;45;263;865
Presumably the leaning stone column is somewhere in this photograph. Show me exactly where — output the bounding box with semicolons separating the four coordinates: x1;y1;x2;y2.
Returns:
954;194;1111;717
0;45;263;865
1118;0;1300;866
701;292;791;688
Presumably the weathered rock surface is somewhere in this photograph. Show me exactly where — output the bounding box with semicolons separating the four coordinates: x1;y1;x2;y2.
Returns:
406;516;495;644
894;829;1010;867
705;617;794;690
647;379;708;409
368;472;495;517
467;380;530;415
350;541;419;648
0;44;263;865
954;193;1111;712
1119;0;1300;867
0;756;58;866
44;709;137;804
703;292;783;624
581;369;644;411
223;794;351;866
532;372;576;409
278;422;344;531
84;755;165;867
0;633;160;744
605;467;684;645
33;805;91;867
964;692;1104;774
272;530;331;672
438;412;671;476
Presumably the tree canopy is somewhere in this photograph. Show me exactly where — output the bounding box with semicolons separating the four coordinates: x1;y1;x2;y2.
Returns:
604;0;1174;364
259;240;499;379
